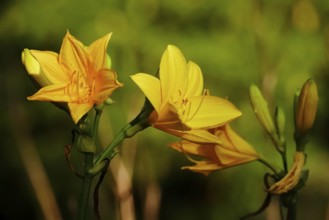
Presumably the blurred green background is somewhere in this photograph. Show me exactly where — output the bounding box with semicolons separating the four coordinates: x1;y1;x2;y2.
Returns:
1;0;328;219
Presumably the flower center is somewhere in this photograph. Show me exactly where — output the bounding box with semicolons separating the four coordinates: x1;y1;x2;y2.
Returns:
65;71;95;103
171;90;191;122
171;89;206;124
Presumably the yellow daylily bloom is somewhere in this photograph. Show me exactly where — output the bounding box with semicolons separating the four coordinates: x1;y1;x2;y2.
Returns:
171;124;259;175
269;152;305;194
22;31;123;123
131;45;241;143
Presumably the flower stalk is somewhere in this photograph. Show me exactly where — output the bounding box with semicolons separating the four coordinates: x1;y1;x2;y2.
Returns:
77;152;94;220
77;106;103;220
257;156;279;177
93;98;153;167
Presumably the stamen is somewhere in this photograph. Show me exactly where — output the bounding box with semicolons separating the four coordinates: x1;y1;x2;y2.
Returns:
91;77;96;96
65;71;92;103
76;71;81;100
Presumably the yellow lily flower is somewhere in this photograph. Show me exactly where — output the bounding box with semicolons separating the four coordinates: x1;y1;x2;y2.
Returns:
131;45;241;143
171;124;259;175
22;31;123;123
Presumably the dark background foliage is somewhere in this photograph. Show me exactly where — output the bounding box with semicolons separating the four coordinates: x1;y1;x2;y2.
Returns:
0;0;328;219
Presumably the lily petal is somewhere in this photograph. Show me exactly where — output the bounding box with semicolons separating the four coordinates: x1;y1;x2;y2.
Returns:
59;31;88;74
185;61;204;97
68;102;93;124
160;45;188;105
94;69;123;104
184;96;242;129
130;73;161;113
222;124;258;155
171;140;217;160
27;84;71;102
215;146;257;166
88;33;112;71
182;161;221;175
30;50;69;84
162;127;221;144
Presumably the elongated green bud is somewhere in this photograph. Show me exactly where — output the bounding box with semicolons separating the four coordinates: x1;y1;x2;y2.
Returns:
275;106;285;143
249;84;276;136
106;54;112;69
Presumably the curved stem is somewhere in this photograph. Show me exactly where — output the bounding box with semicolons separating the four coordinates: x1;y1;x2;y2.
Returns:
257;157;280;176
94;123;131;164
93;115;150;165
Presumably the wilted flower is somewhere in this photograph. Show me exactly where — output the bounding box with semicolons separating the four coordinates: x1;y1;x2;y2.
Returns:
269;152;305;194
170;124;259;175
22;31;123;123
131;45;241;143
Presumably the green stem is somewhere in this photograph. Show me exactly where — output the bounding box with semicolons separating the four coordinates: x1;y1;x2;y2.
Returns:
92;108;102;141
93;123;131;164
77;107;103;220
279;202;284;220
283;191;298;220
280;150;288;173
257;157;279;176
286;201;297;220
77;153;94;220
93;114;150;165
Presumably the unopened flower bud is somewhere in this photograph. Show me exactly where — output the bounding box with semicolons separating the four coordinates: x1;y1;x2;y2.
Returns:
106;54;112;69
275;106;286;144
105;98;114;105
22;49;53;88
22;49;41;75
78;135;96;153
249;84;276;136
295;79;318;134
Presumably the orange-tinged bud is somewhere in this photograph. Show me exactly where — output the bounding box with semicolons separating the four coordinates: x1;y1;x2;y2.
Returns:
295;79;319;134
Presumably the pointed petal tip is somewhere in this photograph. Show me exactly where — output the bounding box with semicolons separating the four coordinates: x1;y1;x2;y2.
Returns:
166;44;181;53
106;32;113;39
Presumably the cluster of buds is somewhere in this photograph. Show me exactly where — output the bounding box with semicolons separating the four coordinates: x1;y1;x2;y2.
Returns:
249;79;318;195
